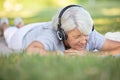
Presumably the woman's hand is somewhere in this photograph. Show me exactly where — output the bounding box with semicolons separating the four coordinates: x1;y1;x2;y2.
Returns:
64;48;87;56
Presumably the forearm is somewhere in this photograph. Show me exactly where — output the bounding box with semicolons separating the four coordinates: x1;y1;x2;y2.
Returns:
108;47;120;54
26;45;64;56
101;39;120;54
64;49;89;56
26;46;47;55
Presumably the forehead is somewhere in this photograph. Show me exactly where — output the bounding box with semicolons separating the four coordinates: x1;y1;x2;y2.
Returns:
67;27;82;36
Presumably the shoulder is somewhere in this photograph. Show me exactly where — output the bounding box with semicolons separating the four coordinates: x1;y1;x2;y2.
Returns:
89;30;105;38
87;30;106;51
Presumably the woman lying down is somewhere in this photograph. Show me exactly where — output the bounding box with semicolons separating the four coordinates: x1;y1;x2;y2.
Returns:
0;5;120;56
0;21;120;56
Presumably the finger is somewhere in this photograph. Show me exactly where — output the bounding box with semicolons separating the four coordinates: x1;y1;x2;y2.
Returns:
64;49;79;53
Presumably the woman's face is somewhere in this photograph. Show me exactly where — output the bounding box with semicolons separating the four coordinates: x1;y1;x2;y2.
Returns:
66;27;88;51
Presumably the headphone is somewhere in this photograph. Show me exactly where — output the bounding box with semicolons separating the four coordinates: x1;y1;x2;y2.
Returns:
56;5;94;41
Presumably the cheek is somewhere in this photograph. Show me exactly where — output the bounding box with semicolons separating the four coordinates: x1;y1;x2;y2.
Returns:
67;37;88;47
67;38;79;46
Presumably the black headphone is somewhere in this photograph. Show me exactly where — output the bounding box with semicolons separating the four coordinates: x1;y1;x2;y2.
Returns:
56;4;94;41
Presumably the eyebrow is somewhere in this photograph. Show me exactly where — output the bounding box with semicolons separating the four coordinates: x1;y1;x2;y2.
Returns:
72;34;88;37
72;34;82;37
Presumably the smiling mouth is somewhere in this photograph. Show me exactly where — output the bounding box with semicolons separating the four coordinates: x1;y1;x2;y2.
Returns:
77;45;85;49
79;47;85;50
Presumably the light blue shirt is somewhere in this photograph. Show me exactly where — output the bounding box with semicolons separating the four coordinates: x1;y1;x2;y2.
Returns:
86;30;106;51
23;22;106;52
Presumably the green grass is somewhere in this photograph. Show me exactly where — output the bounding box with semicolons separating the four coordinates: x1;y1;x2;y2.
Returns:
84;1;120;34
0;54;120;80
2;1;119;34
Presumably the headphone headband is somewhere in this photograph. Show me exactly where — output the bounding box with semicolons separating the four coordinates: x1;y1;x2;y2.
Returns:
58;5;82;28
57;4;94;41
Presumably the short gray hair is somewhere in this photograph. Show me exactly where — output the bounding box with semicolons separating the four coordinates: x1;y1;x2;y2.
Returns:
52;6;93;35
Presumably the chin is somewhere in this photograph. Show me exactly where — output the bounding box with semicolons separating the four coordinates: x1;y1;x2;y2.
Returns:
76;47;85;51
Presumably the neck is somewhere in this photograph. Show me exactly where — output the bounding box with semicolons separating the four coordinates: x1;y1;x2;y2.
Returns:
63;40;71;50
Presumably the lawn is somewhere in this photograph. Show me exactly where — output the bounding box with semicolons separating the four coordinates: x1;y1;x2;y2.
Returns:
0;54;120;80
22;1;120;34
1;0;120;34
0;0;120;80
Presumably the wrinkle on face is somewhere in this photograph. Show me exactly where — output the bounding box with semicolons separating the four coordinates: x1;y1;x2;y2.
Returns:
65;27;88;51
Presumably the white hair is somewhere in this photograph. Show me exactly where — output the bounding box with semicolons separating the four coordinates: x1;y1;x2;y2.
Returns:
52;6;93;35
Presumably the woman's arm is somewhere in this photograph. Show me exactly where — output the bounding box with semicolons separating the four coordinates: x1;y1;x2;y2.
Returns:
26;41;47;55
101;39;120;54
25;41;64;56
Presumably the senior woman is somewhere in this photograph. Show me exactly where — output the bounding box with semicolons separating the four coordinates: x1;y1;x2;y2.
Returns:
2;5;120;55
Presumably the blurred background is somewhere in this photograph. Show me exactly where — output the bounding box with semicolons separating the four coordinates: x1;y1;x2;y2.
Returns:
0;0;120;34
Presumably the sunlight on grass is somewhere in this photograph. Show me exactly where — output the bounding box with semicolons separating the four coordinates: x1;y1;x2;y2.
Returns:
0;0;42;18
94;17;120;26
0;0;78;18
94;18;112;25
4;0;23;12
0;10;40;18
94;17;120;34
52;0;77;6
101;8;120;16
0;0;119;33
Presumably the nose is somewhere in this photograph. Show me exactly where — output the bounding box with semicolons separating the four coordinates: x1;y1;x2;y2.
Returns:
79;35;88;44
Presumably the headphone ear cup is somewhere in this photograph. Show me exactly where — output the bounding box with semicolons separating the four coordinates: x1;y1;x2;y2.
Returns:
57;28;67;41
57;30;63;41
